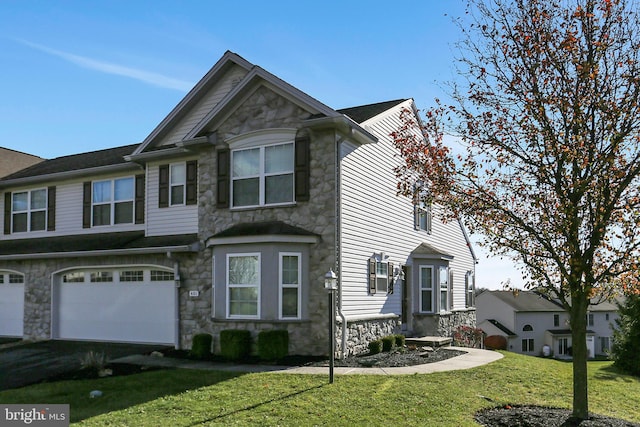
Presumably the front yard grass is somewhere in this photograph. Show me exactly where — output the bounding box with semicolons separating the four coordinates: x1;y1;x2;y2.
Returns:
0;351;638;426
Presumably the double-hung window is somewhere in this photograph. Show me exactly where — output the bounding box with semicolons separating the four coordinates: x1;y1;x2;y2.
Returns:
12;189;46;232
439;266;449;312
232;142;294;207
227;254;260;318
279;253;301;319
92;178;134;226
170;163;186;205
522;339;535;352
420;266;434;312
465;271;475;307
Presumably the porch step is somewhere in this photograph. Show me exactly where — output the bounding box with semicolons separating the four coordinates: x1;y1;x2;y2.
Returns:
405;336;452;348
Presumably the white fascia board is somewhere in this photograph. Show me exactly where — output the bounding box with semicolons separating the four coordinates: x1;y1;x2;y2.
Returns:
206;234;320;247
0;244;199;261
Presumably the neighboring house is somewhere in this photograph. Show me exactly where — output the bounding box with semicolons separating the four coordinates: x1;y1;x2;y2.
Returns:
476;290;618;358
0;147;43;178
0;51;477;357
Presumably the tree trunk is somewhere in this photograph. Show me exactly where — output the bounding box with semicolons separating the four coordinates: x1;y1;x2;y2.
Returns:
570;293;589;420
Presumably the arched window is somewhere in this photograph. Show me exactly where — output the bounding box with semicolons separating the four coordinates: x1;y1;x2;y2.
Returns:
523;324;533;332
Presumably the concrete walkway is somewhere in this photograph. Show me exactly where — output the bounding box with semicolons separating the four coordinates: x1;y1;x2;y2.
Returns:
112;347;503;376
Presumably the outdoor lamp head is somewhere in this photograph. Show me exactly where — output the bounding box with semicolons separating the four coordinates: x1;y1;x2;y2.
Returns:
324;269;337;291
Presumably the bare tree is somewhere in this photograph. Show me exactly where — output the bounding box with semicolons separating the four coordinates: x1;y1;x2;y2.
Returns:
392;0;640;420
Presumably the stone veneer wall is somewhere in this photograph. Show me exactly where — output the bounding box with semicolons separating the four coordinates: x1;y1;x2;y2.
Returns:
411;309;477;338
337;316;401;357
181;86;339;356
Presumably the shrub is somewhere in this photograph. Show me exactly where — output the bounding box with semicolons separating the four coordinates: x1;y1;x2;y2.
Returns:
257;330;289;361
382;335;395;352
220;329;252;361
394;334;406;347
79;350;111;377
453;325;485;348
368;340;382;354
612;294;640;376
190;333;213;360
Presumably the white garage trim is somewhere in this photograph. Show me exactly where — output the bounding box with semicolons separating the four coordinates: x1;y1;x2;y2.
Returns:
51;265;177;345
0;270;24;337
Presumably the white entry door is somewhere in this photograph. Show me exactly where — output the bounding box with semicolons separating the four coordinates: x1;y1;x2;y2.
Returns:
53;268;176;345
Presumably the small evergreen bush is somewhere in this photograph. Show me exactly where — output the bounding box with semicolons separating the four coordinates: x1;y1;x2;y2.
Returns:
368;339;382;354
612;294;640;376
382;335;395;352
220;329;252;361
394;334;406;347
257;330;289;361
190;333;213;360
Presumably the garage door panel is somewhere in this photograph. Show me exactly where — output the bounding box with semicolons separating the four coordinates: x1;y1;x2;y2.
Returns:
55;280;175;344
0;284;24;336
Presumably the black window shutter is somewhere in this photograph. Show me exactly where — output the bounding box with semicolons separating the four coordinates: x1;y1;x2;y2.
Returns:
3;192;11;235
158;164;169;208
216;149;230;208
186;160;198;205
82;182;92;228
47;186;56;231
368;258;377;294
387;262;394;294
294;133;310;202
135;174;145;224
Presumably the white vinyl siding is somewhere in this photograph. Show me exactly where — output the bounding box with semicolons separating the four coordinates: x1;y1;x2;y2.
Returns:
146;163;198;236
155;65;249;147
339;100;476;319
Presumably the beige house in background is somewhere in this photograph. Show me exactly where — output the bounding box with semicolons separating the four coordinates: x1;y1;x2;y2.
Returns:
0;148;43;178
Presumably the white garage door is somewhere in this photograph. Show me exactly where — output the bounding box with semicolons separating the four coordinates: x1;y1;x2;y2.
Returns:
0;272;24;337
53;268;176;345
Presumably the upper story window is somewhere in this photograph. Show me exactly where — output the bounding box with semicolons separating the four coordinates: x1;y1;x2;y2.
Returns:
587;313;594;326
92;178;134;226
11;189;47;232
170;163;186;205
553;314;560;327
158;161;197;208
216;129;310;209
523;324;533;331
232;142;294;207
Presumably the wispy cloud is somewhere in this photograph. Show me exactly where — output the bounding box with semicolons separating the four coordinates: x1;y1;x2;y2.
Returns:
15;39;192;92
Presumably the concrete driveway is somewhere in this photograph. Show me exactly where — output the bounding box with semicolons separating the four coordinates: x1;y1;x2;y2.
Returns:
0;340;170;390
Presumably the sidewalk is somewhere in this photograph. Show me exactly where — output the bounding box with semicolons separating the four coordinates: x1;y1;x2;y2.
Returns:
112;347;503;376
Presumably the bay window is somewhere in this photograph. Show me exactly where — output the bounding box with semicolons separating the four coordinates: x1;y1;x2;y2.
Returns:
439;266;449;312
227;254;260;318
279;253;301;319
420;266;434;312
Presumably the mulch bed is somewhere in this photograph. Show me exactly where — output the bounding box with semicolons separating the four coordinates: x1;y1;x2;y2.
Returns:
475;405;639;426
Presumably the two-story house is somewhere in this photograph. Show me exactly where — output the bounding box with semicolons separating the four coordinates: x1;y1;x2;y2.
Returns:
476;290;618;358
0;51;477;357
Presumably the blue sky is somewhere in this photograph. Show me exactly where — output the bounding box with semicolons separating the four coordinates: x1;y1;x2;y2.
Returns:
0;0;526;290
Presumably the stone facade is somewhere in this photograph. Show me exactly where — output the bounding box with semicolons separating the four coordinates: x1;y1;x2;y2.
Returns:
337;315;401;357
176;88;339;356
411;308;477;338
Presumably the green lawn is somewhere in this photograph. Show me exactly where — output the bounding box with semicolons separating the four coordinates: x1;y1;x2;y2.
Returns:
1;352;638;426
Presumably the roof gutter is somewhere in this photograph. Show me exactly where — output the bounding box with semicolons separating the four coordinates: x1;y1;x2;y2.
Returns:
0;243;200;261
304;116;378;146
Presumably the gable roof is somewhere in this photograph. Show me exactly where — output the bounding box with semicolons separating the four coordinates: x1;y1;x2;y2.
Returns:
0;144;140;187
337;99;408;124
487;290;564;311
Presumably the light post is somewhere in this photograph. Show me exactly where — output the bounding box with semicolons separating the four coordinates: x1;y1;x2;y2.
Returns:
324;268;337;384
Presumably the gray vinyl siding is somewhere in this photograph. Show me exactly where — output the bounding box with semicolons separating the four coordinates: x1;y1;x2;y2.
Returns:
146;162;198;237
339;100;476;319
156;65;248;147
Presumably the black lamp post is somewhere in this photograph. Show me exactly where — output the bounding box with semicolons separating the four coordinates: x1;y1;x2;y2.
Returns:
324;268;337;384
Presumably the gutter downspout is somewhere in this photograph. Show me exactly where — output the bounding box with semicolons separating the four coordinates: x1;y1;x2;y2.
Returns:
336;132;348;359
168;252;181;349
